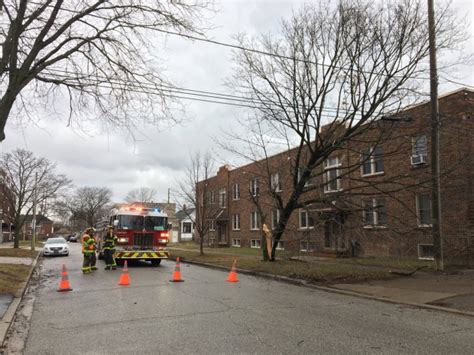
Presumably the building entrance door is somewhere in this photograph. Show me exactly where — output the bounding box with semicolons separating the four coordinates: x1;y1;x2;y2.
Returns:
217;222;227;244
324;218;345;250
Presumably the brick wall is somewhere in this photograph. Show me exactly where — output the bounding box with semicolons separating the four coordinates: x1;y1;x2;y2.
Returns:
197;89;473;263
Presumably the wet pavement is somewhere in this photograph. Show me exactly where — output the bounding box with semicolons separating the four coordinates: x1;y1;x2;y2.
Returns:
3;243;473;354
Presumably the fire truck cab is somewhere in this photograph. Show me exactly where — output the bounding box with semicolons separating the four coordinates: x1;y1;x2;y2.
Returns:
97;205;170;265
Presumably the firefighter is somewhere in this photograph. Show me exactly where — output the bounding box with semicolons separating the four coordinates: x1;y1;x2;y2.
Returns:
81;228;95;274
103;226;118;270
89;228;98;271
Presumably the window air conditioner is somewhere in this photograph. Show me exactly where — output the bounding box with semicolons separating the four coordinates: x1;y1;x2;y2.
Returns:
411;154;426;165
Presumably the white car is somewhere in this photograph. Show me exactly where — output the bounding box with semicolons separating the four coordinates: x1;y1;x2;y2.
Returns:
43;237;69;257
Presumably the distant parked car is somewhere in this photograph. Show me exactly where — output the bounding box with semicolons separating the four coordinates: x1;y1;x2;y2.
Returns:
67;234;78;242
43;237;69;257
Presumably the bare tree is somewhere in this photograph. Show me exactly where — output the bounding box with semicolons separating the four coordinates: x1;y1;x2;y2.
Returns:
229;0;463;261
0;0;210;141
56;186;112;230
124;187;157;204
0;149;71;248
175;152;217;256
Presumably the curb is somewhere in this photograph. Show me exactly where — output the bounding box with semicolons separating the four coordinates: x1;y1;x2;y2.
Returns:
0;252;41;349
169;257;474;318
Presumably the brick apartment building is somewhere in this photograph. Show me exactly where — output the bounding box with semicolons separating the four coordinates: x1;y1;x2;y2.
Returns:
197;88;473;263
0;176;14;243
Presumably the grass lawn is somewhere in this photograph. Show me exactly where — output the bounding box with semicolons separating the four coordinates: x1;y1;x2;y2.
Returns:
19;241;44;248
0;248;38;258
0;263;32;295
169;243;291;258
169;248;394;284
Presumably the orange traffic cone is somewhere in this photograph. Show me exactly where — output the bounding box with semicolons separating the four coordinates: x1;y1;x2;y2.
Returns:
118;260;130;286
57;264;73;292
226;259;239;282
169;257;184;282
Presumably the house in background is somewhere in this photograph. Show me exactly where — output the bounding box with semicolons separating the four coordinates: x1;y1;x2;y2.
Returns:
176;207;195;242
20;214;54;240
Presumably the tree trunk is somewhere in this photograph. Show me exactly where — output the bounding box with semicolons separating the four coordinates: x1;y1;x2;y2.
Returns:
13;216;21;248
270;196;299;260
0;88;19;142
261;233;269;261
199;233;204;256
270;229;284;261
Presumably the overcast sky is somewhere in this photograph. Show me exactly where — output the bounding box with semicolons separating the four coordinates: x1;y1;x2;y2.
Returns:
1;0;473;205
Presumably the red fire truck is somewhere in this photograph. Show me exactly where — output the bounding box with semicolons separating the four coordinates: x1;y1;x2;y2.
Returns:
97;205;171;265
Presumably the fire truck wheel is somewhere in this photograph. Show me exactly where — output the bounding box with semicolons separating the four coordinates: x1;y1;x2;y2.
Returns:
151;259;162;266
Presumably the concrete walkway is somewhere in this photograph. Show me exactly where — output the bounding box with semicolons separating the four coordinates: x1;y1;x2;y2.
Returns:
0;257;35;266
332;269;474;313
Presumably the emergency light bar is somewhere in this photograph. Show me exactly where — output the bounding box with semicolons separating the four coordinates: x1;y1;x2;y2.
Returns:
120;207;161;212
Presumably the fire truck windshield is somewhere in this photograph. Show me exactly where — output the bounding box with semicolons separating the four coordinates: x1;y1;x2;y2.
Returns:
145;216;168;231
118;215;168;231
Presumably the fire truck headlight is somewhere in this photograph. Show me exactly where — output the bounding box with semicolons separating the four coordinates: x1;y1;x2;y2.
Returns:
159;238;168;243
118;237;129;243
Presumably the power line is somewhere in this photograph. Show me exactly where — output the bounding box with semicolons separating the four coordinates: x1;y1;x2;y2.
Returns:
6;1;434;81
38;68;361;116
439;76;474;89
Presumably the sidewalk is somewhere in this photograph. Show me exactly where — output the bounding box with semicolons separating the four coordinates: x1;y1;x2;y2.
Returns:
0;244;40;349
331;269;474;312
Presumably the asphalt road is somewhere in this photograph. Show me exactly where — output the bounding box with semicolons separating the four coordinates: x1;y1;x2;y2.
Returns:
17;243;474;354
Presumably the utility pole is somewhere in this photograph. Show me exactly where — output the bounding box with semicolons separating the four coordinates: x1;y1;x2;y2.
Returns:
428;0;444;270
167;188;170;204
31;173;38;251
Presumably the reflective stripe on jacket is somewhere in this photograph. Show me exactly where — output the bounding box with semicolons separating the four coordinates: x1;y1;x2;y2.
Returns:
82;235;95;254
103;234;118;250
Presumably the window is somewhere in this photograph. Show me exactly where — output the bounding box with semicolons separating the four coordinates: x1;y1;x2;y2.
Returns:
207;219;215;231
232;183;240;200
250;239;261;248
271;172;282;192
276;240;285;250
250;178;259;197
219;188;227;208
232;214;240;230
363;198;387;227
271;209;281;230
361;146;384;176
300;241;315;252
182;222;192;234
250;211;260;230
416;193;432;226
412;135;428;156
297;167;314;186
209;238;216;245
299;209;314;229
323;157;342;192
210;190;216;204
411;135;428;165
418;244;434;260
232;238;241;247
